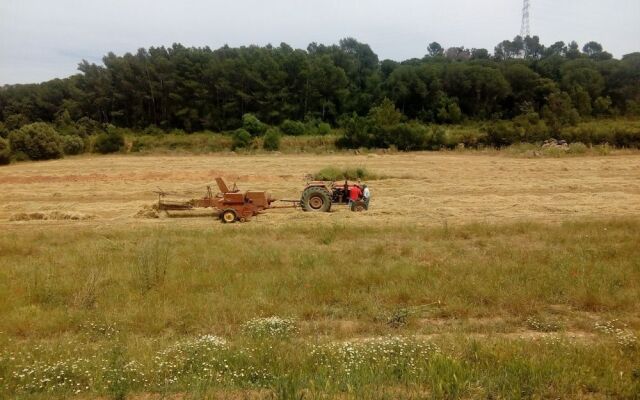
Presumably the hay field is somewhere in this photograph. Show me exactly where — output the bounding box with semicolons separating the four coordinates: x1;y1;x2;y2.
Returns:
1;152;639;226
1;152;640;399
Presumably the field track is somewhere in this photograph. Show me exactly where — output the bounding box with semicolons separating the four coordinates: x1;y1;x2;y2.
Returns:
1;152;639;226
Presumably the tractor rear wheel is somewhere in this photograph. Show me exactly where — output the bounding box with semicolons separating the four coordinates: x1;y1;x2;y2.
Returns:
301;186;332;212
221;209;237;223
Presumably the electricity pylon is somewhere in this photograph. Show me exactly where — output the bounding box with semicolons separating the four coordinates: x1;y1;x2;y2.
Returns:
520;0;530;37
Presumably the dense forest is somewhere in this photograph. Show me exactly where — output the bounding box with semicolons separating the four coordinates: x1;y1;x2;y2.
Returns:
1;36;639;133
0;36;639;164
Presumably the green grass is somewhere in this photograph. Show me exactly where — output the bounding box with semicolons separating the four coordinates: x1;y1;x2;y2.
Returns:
1;219;639;398
127;131;339;154
119;118;640;156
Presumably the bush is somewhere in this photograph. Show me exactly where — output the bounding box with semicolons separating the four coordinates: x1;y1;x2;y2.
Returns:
0;137;10;165
75;117;103;134
437;101;463;124
313;166;377;181
4;113;29;131
232;129;252;150
568;142;588;154
143;125;164;136
559;120;640;147
594;96;613;116
383;123;429;150
428;126;450;149
513;112;550;142
542;91;580;132
626;100;640;116
0;122;8;138
368;98;403;127
317;122;331;135
9;122;63;160
337;114;375;148
94;130;125;154
280;119;305;136
62;135;85;155
484;121;520;147
242;114;267;136
263;128;281;151
314;166;343;181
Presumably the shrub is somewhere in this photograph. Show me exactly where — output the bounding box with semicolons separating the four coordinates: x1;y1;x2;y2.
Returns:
280;119;305;136
9;122;63;160
593;96;613;116
317;122;331;135
626;100;640;116
314;166;343;181
263;128;281;151
568;142;588;154
384;123;428;151
427;126;450;149
337;114;375;148
11;151;29;162
242;113;267;136
437;101;463;124
513;112;550;142
4;113;29;131
232;129;252;150
313;166;377;181
0;122;8;138
559;121;640;147
484;121;520;147
62;135;85;155
93;130;125;154
143;125;164;136
542;91;580;132
368;98;403;127
75;117;103;134
0;137;10;165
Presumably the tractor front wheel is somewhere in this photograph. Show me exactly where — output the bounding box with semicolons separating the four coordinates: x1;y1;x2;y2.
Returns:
221;209;237;223
301;187;332;212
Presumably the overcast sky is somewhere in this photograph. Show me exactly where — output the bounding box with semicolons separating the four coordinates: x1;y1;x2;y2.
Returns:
1;0;638;84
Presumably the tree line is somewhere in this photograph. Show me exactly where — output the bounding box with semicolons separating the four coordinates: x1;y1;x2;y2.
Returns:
1;36;639;136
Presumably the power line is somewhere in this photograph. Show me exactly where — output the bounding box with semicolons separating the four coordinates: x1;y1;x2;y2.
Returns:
520;0;531;37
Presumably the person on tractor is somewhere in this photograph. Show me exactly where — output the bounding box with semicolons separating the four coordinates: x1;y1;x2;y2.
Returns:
348;184;362;208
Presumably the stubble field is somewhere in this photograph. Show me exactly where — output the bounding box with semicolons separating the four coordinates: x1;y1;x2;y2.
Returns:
1;152;639;399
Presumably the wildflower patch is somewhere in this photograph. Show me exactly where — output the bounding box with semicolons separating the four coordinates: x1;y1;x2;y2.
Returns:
242;317;298;339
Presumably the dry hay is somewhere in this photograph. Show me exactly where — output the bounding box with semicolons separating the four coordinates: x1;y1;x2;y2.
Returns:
135;204;160;219
9;211;94;221
0;152;639;226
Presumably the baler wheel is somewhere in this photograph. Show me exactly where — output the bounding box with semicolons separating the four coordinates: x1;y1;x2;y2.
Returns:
301;187;332;212
221;209;237;223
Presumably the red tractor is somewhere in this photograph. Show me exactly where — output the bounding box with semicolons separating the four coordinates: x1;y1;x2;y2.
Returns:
300;180;367;212
155;177;367;224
